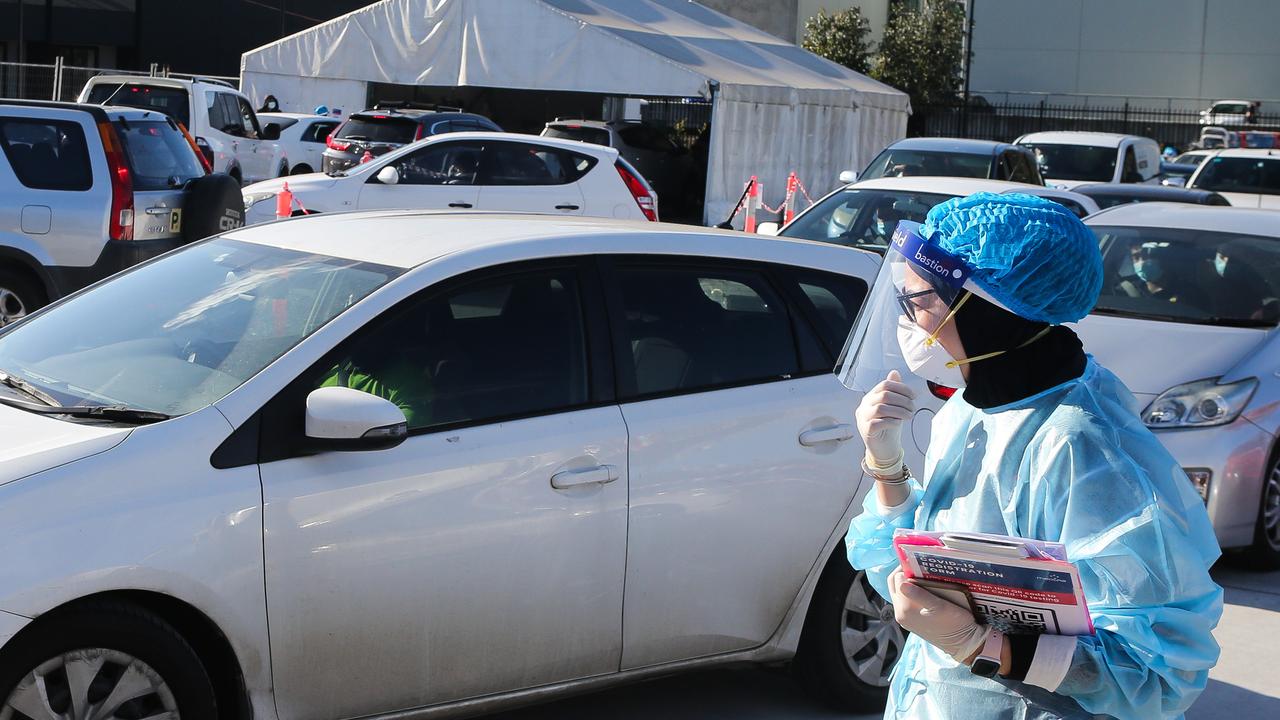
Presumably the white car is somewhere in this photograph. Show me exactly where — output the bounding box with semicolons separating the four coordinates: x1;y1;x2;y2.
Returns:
0;211;901;718
243;132;658;224
1016;131;1161;189
79;75;288;185
257;112;342;176
1186;148;1280;209
1199;99;1257;126
1076;202;1280;565
760;176;1100;244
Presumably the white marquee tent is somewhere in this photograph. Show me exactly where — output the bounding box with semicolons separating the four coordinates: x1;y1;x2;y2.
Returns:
240;0;910;224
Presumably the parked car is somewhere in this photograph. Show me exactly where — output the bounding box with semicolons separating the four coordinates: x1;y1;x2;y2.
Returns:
257;112;341;175
245;132;658;223
1186;148;1280;208
758;176;1099;245
851;137;1044;185
1200;99;1259;126
1074;183;1231;209
1075;202;1280;567
0;100;243;325
1174;149;1216;167
1016;131;1161;188
78;75;288;185
0;210;908;717
321;103;502;175
542;119;695;211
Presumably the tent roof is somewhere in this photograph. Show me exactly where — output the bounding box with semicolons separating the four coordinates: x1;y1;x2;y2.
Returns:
241;0;909;112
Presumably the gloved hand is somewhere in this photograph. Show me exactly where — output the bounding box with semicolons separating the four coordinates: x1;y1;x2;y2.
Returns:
855;370;916;469
888;569;992;663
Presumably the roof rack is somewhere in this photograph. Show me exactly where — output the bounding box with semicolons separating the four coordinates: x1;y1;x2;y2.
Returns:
371;100;463;113
191;77;236;89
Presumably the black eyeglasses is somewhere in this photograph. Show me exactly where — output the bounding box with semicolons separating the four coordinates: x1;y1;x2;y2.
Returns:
896;286;936;325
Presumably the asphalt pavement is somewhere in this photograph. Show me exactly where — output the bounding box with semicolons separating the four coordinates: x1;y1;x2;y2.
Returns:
481;562;1280;720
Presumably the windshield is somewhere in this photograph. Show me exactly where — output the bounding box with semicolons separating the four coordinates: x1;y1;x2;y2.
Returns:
1174;152;1210;167
780;189;953;251
860;148;993;180
1023;143;1116;182
1092;226;1280;327
1190;156;1280;196
0;239;400;417
1212;103;1250;115
543;125;612;147
115;119;206;190
86;83;190;129
335;116;419;144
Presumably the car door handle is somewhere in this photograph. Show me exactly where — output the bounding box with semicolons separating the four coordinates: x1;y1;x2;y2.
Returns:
448;202;473;208
551;464;618;489
555;204;580;210
799;424;855;447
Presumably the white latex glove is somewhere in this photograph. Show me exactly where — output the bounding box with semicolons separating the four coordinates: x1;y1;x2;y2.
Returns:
855;369;916;468
888;569;991;663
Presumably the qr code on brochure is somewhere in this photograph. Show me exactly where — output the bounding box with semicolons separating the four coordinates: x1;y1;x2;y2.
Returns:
974;601;1052;634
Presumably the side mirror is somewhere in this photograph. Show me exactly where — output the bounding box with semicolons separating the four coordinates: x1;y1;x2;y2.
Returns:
756;221;780;236
1161;176;1187;188
376;165;400;185
260;123;282;141
838;170;858;185
305;386;408;451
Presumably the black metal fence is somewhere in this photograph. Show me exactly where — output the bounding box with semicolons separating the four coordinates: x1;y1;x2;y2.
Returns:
914;101;1280;149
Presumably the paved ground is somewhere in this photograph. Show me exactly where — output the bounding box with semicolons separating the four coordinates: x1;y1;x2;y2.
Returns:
482;562;1280;720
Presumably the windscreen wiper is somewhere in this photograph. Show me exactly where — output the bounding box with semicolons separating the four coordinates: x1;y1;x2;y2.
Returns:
0;370;58;407
16;403;171;425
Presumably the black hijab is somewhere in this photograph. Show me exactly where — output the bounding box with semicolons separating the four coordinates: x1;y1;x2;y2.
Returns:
951;292;1087;409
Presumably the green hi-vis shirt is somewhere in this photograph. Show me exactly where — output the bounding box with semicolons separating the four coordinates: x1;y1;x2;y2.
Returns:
318;361;433;427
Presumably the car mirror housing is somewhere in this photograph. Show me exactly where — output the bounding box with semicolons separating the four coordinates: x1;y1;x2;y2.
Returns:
756;221;780;236
376;165;400;185
305;386;408;451
838;170;858;185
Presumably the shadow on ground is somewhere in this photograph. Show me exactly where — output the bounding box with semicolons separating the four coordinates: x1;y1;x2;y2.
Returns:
1188;679;1280;719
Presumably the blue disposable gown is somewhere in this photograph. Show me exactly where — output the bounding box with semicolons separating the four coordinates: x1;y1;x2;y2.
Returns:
847;359;1222;719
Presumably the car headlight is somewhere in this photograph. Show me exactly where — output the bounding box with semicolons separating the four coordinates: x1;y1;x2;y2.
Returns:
1142;377;1258;429
243;192;277;211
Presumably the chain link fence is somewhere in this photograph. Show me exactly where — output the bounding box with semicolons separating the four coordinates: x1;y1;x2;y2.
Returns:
1;60;238;104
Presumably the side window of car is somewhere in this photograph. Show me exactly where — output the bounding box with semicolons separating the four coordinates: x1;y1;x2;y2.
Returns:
480;141;587;185
391;141;484;185
1121;146;1141;182
1005;151;1036;184
236;97;262;139
0;117;93;191
302;121;338;143
778;267;869;361
313;267;589;431
205;91;226;130
608;262;800;399
215;94;243;136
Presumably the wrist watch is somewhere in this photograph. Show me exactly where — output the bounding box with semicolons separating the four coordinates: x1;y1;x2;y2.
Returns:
970;629;1004;678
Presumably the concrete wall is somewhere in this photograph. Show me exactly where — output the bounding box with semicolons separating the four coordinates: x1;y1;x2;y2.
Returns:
969;0;1280;107
698;0;800;42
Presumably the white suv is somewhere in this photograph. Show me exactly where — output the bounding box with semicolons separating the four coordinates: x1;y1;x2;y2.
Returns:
0;212;898;718
78;76;288;185
242;132;659;223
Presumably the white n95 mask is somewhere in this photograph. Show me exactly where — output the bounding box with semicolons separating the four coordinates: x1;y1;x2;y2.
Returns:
896;314;966;388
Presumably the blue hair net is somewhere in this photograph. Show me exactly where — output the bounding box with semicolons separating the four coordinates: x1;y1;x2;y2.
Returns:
921;192;1103;324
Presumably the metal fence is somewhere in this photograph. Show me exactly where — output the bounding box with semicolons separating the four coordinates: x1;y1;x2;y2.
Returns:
914;100;1280;150
641;97;712;149
0;59;238;104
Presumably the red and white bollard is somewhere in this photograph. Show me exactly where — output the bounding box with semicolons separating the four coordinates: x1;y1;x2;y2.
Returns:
275;182;294;220
783;172;799;225
743;175;760;233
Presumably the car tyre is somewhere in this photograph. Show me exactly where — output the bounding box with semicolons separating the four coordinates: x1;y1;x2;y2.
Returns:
0;267;46;328
1243;454;1280;570
792;545;902;711
290;163;313;175
0;600;217;720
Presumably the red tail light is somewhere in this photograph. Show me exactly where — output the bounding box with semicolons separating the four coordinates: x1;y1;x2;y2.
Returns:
615;160;658;221
927;381;956;400
326;134;351;152
97;121;134;241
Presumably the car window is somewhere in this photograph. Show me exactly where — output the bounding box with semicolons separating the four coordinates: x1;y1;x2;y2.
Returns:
335;116;419;144
1121;146;1142;183
0;238;400;416
301;121;338;143
391;141;484;185
617;125;678;154
860;148;993;180
215;93;244;136
113;119;205;191
781;268;869;360
1174;152;1209;167
315;267;588;430
1005;151;1038;184
262;116;299;132
235;97;262;139
779;189;951;250
429;120;454;135
543;125;611;147
480;141;592;185
86;82;191;128
1048;197;1092;217
1093;226;1280;327
0;117;93;191
1191;157;1280;196
1023;143;1117;182
611;263;799;398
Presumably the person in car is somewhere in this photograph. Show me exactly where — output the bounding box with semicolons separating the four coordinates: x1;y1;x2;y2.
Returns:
845;193;1221;719
1204;239;1273;320
1117;241;1208;307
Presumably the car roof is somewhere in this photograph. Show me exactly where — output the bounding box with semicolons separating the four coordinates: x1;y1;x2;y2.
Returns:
0;99;169;123
849;176;1043;195
547;119;610;129
1211;99;1253;105
352;108;483;121
885;137;1011;154
83;75;238;92
1016;131;1139;147
1211;148;1280;159
258;112;330;121
424;130;618;156
221;211;870;270
1084;202;1280;235
1073;183;1223;200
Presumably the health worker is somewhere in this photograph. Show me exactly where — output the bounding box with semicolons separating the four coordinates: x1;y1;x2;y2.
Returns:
838;193;1222;719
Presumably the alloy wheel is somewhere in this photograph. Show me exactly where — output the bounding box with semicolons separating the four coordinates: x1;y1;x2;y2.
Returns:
1264;466;1280;551
0;649;179;720
0;288;26;327
840;570;904;688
